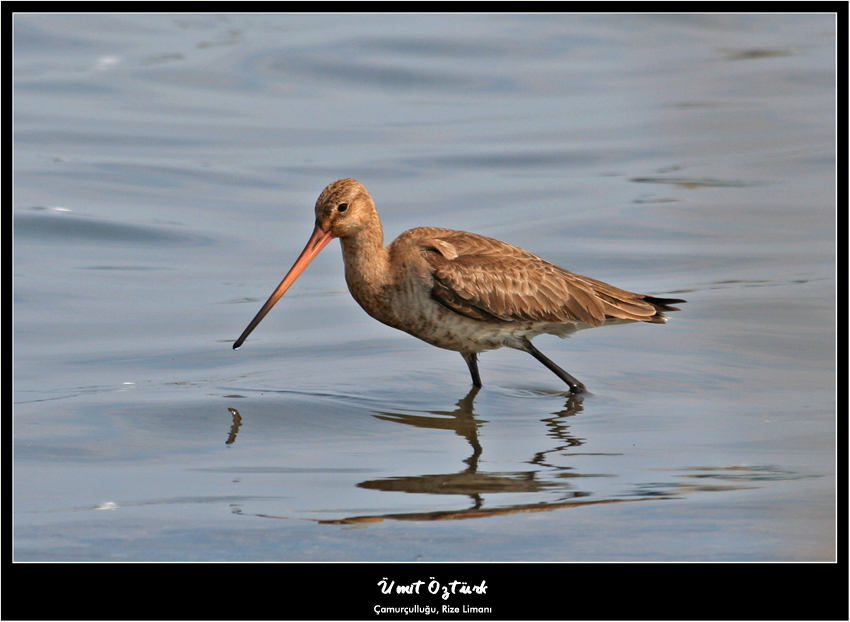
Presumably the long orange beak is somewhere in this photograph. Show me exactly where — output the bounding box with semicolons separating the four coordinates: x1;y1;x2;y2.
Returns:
233;225;333;349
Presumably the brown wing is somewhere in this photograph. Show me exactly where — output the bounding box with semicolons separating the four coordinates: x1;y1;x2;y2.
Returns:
417;229;682;326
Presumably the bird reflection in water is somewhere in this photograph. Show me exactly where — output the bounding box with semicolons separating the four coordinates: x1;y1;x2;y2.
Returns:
225;407;242;445
349;388;605;520
223;390;622;524
223;393;791;525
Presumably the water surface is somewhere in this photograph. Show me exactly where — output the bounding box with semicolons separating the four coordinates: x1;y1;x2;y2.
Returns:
14;14;835;565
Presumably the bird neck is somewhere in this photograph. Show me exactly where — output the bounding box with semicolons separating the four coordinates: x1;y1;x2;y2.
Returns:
338;217;391;296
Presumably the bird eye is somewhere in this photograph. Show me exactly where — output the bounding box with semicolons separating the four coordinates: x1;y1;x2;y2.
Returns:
337;203;348;213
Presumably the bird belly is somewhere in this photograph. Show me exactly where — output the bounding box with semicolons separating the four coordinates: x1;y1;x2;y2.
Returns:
373;289;583;353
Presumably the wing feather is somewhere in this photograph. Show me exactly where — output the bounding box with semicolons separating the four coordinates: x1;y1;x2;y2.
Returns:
416;228;676;326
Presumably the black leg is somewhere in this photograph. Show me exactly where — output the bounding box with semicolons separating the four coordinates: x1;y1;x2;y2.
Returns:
521;340;586;394
461;352;483;388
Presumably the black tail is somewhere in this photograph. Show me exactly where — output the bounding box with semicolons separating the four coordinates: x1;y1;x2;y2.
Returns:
643;295;686;323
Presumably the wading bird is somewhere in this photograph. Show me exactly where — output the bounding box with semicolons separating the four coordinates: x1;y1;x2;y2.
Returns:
233;179;685;393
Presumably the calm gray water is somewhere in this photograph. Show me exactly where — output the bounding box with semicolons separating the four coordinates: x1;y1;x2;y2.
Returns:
14;14;835;563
